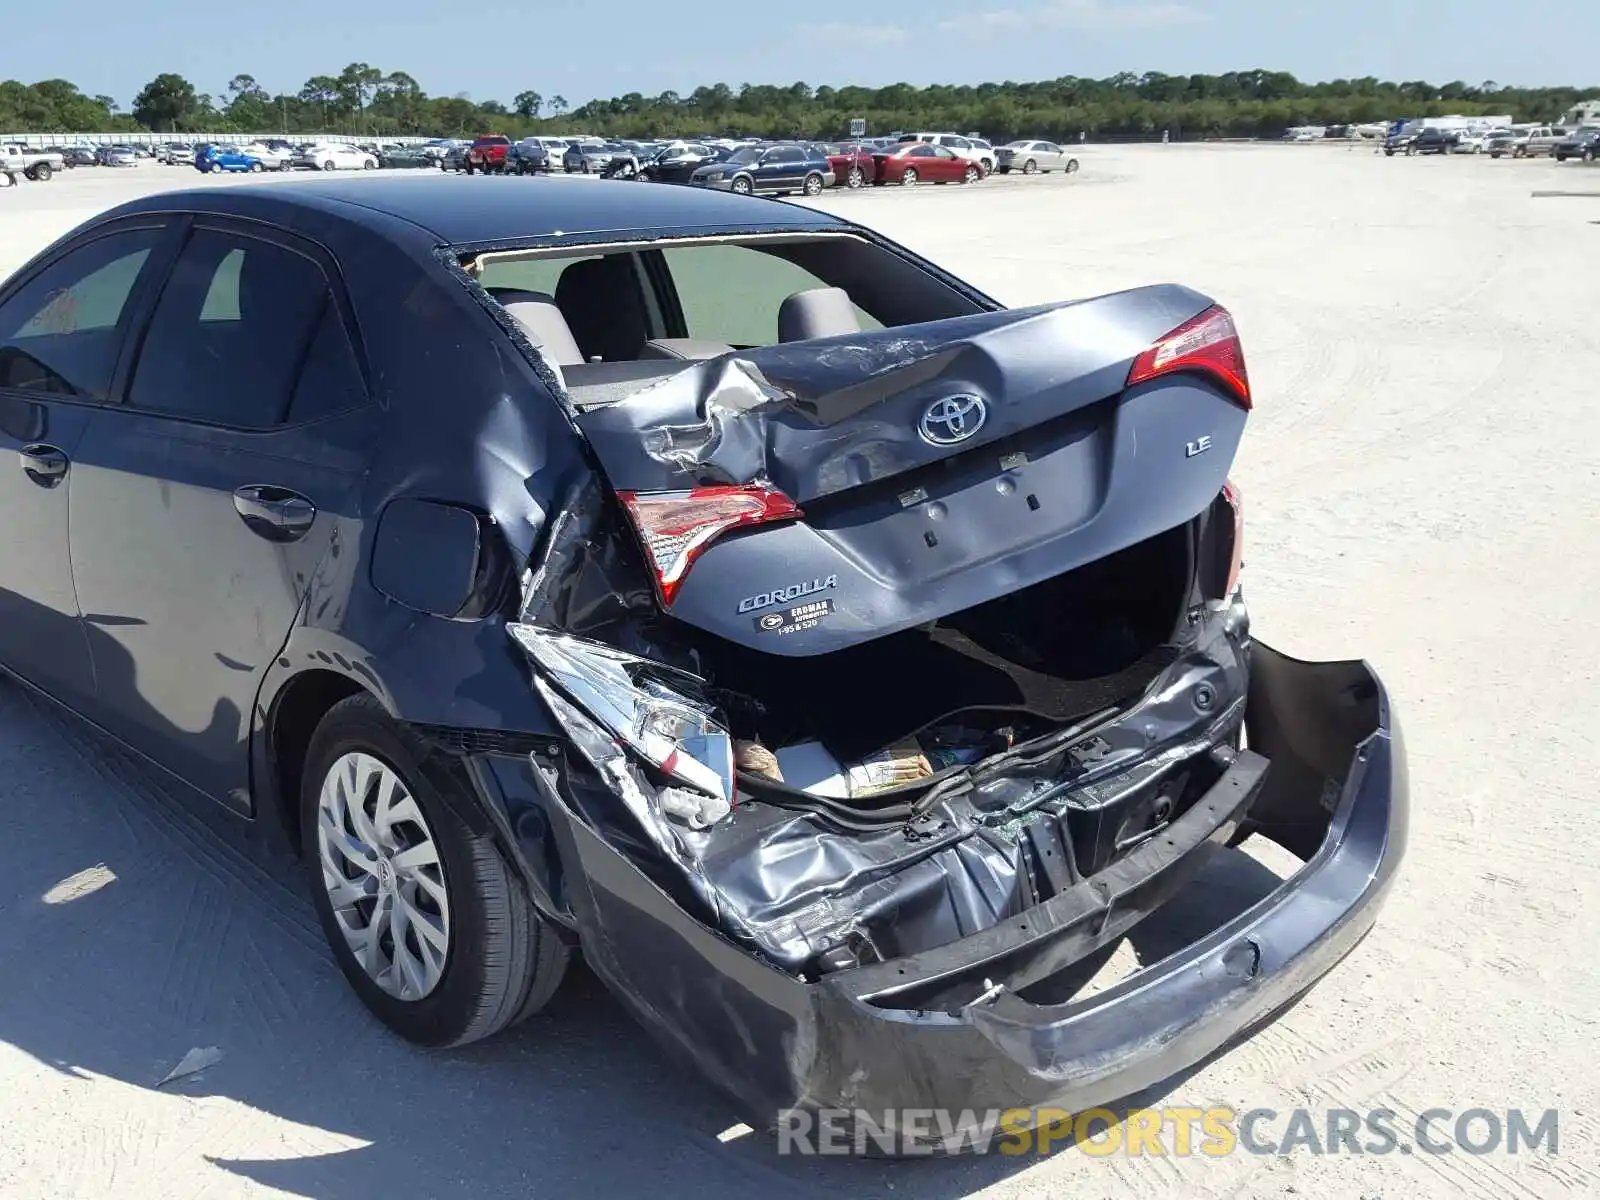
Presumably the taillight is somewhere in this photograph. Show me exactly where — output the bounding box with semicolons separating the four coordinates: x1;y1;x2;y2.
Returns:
1222;479;1244;595
508;625;736;820
1127;305;1251;409
618;484;803;606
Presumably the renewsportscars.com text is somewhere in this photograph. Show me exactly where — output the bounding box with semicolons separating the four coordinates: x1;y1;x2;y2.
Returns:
775;1106;1561;1157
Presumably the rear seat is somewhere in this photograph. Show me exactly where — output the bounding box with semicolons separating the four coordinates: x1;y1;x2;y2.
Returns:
486;284;739;406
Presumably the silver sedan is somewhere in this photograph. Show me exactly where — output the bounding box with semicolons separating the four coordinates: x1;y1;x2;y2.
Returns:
995;140;1081;175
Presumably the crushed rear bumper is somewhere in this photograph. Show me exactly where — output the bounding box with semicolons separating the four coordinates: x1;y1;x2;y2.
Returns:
477;639;1406;1151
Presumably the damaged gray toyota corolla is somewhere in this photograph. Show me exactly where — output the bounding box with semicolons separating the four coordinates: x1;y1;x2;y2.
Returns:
7;180;1403;1154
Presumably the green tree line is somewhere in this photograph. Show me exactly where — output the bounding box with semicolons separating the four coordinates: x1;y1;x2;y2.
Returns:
3;67;1593;141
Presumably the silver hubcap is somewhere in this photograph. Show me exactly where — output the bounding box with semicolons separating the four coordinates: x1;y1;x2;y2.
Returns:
317;752;451;1001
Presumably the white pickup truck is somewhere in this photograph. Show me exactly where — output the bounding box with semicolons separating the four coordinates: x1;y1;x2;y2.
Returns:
0;144;64;182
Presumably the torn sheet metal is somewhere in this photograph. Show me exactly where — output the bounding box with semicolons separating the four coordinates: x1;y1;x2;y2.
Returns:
534;609;1248;977
574;284;1213;501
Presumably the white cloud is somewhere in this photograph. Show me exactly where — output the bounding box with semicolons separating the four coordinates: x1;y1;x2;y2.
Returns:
942;0;1206;33
797;21;909;43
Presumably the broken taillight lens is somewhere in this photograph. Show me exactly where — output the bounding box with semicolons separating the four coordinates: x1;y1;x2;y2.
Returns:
617;484;803;605
1127;305;1252;409
1222;479;1244;595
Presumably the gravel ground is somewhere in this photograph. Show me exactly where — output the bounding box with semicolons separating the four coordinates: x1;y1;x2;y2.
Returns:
0;146;1596;1199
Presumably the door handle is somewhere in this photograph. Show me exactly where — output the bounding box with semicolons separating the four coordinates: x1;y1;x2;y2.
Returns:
20;442;69;488
233;484;316;543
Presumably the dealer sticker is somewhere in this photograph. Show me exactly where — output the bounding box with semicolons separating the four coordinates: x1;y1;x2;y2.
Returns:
754;598;835;635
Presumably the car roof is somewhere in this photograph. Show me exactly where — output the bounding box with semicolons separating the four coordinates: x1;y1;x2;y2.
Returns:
105;174;849;245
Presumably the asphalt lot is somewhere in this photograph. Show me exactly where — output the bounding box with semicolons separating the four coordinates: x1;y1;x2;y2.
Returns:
1;145;1597;1199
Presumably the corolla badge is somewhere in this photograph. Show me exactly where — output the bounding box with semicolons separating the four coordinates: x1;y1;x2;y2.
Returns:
918;394;988;446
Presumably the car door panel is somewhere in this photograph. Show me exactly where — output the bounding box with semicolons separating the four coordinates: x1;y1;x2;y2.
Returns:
71;414;368;806
0;396;96;699
0;221;175;706
766;150;801;191
68;219;374;808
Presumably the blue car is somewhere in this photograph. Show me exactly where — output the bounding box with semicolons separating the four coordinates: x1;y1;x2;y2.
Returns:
194;144;264;174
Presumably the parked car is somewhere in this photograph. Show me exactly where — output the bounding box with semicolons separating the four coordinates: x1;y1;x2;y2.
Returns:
240;143;295;171
898;132;995;173
58;146;98;167
419;139;465;163
1553;129;1600;162
195;144;265;174
378;145;435;170
1486;129;1520;158
687;143;832;195
294;143;379;171
438;144;469;172
995;140;1081;175
814;143;876;188
640;143;726;184
0;144;65;181
873;141;986;186
563;141;622;173
465;134;512;175
1388;127;1457;157
0;175;1404;1148
598;154;642;180
506;139;551;175
1504;126;1565;158
1451;130;1494;154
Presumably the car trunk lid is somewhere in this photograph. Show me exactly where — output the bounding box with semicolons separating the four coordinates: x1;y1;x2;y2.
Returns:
571;285;1248;658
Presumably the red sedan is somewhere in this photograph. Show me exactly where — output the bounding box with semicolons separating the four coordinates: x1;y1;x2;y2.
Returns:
872;142;985;186
817;142;877;189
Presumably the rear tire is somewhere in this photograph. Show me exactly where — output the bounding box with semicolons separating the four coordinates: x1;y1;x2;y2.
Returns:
802;171;824;196
846;166;864;188
1022;159;1038;175
301;693;569;1048
27;162;52;182
323;160;337;172
901;167;918;186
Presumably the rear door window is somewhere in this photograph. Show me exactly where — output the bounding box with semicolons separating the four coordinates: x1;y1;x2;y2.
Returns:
128;226;349;427
0;228;161;399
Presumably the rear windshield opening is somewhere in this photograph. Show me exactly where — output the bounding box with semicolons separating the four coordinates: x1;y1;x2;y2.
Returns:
465;234;987;405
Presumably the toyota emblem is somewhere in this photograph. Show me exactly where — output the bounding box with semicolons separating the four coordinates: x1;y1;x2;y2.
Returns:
918;394;988;446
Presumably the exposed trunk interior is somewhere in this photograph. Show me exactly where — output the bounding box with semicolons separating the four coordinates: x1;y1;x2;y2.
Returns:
687;519;1195;766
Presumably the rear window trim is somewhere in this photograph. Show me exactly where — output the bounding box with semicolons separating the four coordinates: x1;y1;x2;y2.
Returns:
461;230;874;278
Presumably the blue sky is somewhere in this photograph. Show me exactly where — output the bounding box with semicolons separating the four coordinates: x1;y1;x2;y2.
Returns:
11;0;1597;109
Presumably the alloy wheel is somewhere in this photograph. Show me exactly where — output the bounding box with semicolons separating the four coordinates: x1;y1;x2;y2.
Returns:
316;751;452;1001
